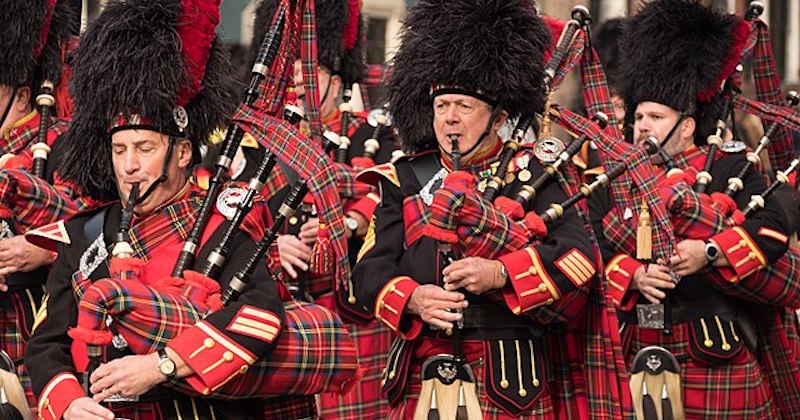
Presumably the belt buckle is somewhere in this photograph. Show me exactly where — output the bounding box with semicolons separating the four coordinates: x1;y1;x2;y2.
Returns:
636;303;665;329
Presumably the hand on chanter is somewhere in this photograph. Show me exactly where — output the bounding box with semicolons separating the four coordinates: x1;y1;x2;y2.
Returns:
442;257;506;295
631;260;675;304
407;284;468;331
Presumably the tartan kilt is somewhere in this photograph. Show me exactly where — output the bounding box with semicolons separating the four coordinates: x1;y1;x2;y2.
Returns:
387;338;557;420
0;288;44;412
318;318;393;420
624;323;780;419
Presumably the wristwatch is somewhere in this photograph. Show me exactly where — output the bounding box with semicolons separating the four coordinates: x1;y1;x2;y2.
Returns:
344;215;359;237
157;348;176;380
704;240;721;264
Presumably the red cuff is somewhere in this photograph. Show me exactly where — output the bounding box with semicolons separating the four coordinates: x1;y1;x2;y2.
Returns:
375;276;423;340
604;254;643;310
711;227;767;282
499;247;559;314
168;321;258;396
345;192;380;222
38;372;85;420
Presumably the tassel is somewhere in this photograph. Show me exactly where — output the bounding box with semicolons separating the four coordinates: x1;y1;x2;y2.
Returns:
428;387;440;420
636;200;652;261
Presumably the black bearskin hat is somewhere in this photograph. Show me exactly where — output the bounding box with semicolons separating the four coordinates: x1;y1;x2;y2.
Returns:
58;0;235;201
0;0;76;97
386;0;551;153
592;18;624;94
618;0;750;142
249;0;367;84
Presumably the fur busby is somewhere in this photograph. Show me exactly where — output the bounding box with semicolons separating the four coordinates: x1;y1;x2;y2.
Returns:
386;0;551;153
58;0;235;201
618;0;750;141
593;18;624;94
0;0;76;97
249;0;367;84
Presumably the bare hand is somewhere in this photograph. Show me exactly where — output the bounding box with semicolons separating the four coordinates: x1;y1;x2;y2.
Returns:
276;234;311;279
631;262;675;304
406;284;468;330
90;353;163;402
64;397;114;420
298;217;319;246
442;257;506;295
0;236;54;283
669;239;707;276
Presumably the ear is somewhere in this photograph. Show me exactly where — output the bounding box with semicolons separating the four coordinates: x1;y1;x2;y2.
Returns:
329;74;342;96
492;109;509;131
176;138;194;170
681;116;696;140
15;87;31;111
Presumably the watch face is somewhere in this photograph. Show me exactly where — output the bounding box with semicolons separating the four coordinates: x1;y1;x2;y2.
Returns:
345;217;359;231
159;359;176;375
705;242;719;261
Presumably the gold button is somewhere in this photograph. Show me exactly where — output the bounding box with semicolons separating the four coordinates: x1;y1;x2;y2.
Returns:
223;351;234;362
613;265;621;272
529;266;538;276
722;343;731;351
289;216;299;225
204;338;214;349
538;283;547;292
748;252;756;260
546;298;554;305
500;379;509;389
518;389;527;397
445;328;453;336
381;378;387;387
739;240;747;247
379;302;386;310
704;339;714;348
202;388;211;396
348;296;356;304
239;365;249;374
389;371;396;380
533;379;540;387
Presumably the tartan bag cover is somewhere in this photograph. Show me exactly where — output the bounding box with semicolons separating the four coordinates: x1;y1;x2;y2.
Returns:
67;197;360;398
0;168;79;234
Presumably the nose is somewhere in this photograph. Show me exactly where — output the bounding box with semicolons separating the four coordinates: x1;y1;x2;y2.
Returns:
122;150;141;175
444;104;460;124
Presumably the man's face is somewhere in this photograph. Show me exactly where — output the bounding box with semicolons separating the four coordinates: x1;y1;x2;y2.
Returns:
633;101;694;158
111;129;193;216
432;93;506;165
292;59;341;119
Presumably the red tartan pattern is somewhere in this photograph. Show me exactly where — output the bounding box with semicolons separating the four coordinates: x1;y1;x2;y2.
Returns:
0;113;65;158
233;106;350;293
0;299;37;413
733;95;800;136
754;308;800;419
0;169;80;234
318;318;392;420
626;324;780;419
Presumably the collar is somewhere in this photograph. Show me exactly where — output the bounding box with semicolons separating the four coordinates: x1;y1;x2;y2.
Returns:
1;110;38;140
131;179;191;223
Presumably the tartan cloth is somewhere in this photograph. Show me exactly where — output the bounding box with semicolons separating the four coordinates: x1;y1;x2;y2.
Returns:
733;95;800;138
66;195;359;398
0;112;67;157
735;21;796;172
422;170;545;258
318;317;392;420
362;63;389;88
624;323;780;419
0;168;80;234
233;107;349;292
0;290;43;413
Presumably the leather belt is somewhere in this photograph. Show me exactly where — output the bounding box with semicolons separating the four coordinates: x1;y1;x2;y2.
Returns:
618;294;740;325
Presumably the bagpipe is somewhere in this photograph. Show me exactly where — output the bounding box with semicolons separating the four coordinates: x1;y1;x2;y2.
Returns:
66;0;359;400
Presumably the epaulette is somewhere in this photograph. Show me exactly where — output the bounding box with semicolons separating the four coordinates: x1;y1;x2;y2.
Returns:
25;220;71;252
357;162;399;188
26;204;113;251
